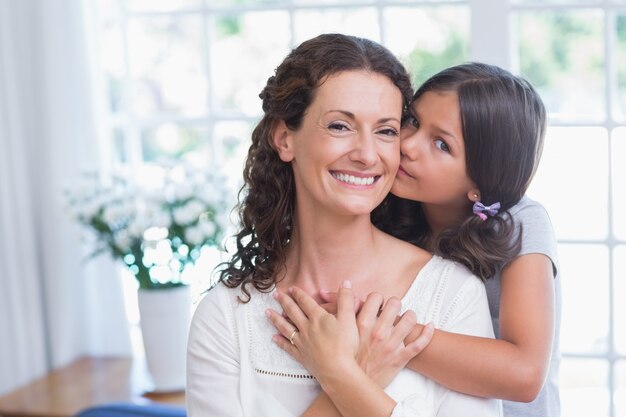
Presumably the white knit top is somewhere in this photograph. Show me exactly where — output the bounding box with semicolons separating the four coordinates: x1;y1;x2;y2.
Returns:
187;255;502;417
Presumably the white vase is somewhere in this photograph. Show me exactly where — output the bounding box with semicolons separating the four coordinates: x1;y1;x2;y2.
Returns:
137;285;191;392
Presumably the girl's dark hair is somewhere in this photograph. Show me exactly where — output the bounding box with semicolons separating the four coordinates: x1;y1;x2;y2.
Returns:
219;33;413;301
373;62;546;279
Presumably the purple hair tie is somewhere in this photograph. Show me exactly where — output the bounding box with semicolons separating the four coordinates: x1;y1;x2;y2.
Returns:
472;201;501;221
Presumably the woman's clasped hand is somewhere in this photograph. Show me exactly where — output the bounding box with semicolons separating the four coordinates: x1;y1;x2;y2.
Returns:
268;281;435;389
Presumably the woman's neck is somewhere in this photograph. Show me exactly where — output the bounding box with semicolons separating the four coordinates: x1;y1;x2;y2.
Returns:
278;212;381;299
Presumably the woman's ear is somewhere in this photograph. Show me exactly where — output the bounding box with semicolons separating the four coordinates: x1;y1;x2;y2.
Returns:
272;120;295;162
467;188;481;202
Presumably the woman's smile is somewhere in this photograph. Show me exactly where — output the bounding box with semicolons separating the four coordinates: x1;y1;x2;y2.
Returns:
330;170;379;187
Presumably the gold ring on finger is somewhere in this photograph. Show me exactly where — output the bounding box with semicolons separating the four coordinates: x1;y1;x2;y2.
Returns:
289;329;298;345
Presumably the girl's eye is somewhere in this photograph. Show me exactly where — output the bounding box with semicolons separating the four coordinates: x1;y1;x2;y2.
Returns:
328;122;350;132
434;138;450;153
402;114;419;129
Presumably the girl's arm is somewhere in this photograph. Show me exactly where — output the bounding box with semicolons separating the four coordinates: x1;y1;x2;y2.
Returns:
405;253;555;401
268;283;431;417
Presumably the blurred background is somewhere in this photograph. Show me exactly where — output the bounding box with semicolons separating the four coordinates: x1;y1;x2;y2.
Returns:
0;0;625;415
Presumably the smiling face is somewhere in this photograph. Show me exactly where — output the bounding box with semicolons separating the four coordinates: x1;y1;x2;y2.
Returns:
273;70;403;217
392;90;477;219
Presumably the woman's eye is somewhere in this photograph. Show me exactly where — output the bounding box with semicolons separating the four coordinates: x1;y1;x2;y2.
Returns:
402;114;419;129
377;127;399;137
328;122;350;132
434;139;450;153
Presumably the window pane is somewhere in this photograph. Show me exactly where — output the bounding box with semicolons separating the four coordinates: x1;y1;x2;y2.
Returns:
616;14;626;121
613;128;626;240
528;127;608;240
97;0;122;20
293;8;380;45
560;358;610;417
559;244;609;354
100;20;125;113
209;0;286;5
210;11;290;116
615;246;626;355
389;0;463;3
127;16;208;117
617;361;626;417
512;0;600;3
516;10;605;122
140;123;210;163
112;128;128;165
293;0;366;4
213;121;254;191
384;6;469;87
127;0;201;12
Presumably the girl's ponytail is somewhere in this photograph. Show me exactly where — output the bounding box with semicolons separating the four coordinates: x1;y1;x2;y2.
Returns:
433;211;521;280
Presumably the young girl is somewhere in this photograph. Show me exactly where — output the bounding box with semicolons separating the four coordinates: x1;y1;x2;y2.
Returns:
271;62;559;417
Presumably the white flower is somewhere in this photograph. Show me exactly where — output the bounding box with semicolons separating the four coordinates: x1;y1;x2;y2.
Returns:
197;184;222;207
198;219;216;237
186;200;206;219
65;165;230;289
173;183;194;201
173;203;201;225
217;211;232;231
78;200;101;220
185;226;205;246
152;212;172;229
103;205;124;225
144;190;165;206
73;182;94;201
128;219;148;239
114;230;132;252
120;201;137;218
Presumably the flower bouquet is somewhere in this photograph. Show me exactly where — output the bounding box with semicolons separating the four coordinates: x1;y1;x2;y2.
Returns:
65;164;232;289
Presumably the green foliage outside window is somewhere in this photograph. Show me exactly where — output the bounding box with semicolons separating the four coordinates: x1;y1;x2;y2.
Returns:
404;32;467;88
518;12;602;91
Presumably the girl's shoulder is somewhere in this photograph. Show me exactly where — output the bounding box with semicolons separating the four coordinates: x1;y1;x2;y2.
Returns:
508;196;559;274
509;195;551;220
508;196;555;239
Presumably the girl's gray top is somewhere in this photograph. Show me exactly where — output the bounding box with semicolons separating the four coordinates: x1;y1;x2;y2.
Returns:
484;196;561;417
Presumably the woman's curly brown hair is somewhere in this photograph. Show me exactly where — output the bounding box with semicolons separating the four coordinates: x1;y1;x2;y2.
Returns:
219;33;413;301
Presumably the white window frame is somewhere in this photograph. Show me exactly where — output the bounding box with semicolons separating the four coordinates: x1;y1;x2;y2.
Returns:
98;1;624;415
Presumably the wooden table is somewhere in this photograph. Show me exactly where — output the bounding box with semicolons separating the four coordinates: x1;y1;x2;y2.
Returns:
0;357;185;417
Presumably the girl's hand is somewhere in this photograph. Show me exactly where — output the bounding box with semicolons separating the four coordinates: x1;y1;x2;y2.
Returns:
355;293;434;387
318;289;364;315
267;281;360;383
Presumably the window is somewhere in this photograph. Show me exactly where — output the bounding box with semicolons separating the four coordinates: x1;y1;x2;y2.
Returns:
95;1;625;415
508;3;625;416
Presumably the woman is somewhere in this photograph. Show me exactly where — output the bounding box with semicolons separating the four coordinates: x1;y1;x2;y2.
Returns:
187;34;501;417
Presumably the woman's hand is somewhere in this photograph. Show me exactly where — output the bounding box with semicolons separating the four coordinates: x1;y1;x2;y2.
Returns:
320;289;434;386
354;293;434;387
318;289;364;315
267;281;360;383
267;283;434;388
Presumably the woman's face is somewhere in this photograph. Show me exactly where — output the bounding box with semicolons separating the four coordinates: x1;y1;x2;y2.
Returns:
392;90;475;210
275;70;403;217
